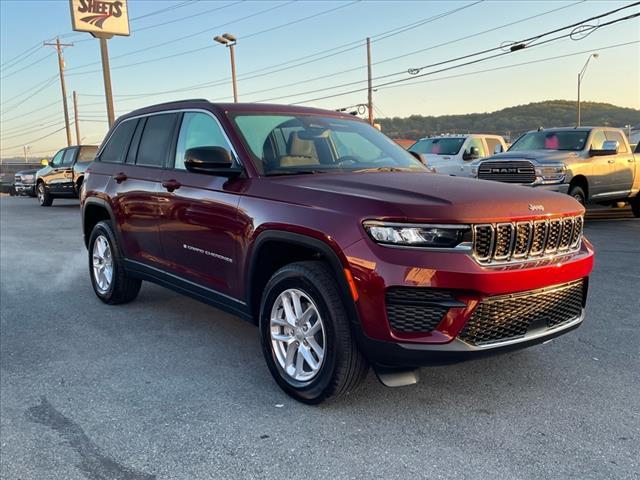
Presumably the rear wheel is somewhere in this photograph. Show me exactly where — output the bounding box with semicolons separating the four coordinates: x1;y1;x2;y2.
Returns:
259;261;368;404
88;220;141;304
568;185;586;206
37;182;53;206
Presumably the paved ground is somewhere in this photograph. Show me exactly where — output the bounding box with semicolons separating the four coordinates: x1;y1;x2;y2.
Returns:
1;195;638;480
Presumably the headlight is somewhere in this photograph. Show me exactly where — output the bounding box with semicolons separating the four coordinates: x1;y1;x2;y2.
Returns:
471;165;479;177
363;221;472;248
535;164;566;183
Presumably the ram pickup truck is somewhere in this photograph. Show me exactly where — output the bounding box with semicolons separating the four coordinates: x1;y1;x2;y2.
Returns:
81;100;594;403
408;134;507;177
36;145;98;206
14;167;40;196
473;127;640;216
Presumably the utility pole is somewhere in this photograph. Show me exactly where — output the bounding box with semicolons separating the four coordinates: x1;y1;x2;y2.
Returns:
44;38;73;146
366;37;373;126
73;91;81;144
214;33;238;102
23;145;28;163
576;52;599;127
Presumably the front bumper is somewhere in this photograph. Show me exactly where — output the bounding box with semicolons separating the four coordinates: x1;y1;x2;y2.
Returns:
14;183;35;195
343;236;594;365
530;183;570;194
358;311;584;367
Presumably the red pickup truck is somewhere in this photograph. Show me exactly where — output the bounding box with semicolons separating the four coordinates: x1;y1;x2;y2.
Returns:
81;100;594;403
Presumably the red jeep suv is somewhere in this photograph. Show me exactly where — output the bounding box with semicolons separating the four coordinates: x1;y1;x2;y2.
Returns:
81;100;594;403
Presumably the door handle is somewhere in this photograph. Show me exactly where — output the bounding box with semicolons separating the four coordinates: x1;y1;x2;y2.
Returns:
607;159;615;164
162;179;181;192
114;172;127;183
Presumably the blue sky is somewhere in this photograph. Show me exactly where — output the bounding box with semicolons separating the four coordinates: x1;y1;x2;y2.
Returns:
1;0;638;158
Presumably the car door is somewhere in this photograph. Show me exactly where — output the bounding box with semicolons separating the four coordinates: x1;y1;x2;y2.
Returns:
458;137;487;177
48;148;75;193
100;115;178;266
41;149;65;191
157;111;244;297
58;147;78;195
604;130;634;195
586;129;610;198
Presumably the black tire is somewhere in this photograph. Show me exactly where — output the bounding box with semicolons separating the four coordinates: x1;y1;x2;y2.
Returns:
37;182;53;206
88;220;141;305
631;195;640;218
568;185;586;206
259;261;368;404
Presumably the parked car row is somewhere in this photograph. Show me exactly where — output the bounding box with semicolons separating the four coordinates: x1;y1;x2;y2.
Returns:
408;126;640;217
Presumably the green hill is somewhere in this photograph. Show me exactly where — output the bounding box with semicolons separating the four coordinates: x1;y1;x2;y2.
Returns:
378;100;640;141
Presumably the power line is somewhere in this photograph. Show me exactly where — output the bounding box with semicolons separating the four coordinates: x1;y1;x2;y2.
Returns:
1;52;54;80
74;0;485;98
134;1;243;34
0;125;68;152
256;7;640;104
0;77;58;115
66;1;298;73
375;40;640;94
0;42;41;69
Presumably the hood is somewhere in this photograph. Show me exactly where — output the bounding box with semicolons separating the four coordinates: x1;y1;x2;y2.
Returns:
15;168;40;175
483;149;580;164
260;171;584;224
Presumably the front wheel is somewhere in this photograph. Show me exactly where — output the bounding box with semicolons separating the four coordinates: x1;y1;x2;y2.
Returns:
37;183;53;206
568;185;586;206
259;261;368;404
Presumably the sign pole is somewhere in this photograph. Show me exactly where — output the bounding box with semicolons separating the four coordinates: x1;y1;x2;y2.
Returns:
97;35;115;127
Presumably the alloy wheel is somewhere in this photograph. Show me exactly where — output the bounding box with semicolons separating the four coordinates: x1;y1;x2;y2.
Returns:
92;235;114;294
270;288;326;382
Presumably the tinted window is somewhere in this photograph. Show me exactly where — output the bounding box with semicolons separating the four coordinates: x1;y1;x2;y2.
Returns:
77;146;98;163
174;112;231;170
101;120;137;163
126;119;144;164
136;113;179;167
61;148;76;166
510;131;588;151
410;138;465;155
466;137;486;158
590;130;607;150
49;150;64;167
485;137;502;154
604;130;628;153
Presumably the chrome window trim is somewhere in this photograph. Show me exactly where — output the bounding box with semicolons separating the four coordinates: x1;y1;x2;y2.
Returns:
96;108;244;169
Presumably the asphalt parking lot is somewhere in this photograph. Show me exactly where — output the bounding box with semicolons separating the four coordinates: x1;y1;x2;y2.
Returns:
1;195;638;480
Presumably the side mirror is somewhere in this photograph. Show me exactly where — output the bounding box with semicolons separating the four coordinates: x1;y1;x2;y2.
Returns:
184;146;242;177
590;140;619;156
493;144;504;154
463;146;480;160
40;159;49;166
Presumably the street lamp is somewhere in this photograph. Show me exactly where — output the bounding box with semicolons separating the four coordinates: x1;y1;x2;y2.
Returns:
214;33;238;103
577;52;599;127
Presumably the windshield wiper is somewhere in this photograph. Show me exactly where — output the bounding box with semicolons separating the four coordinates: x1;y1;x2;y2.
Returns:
267;169;326;176
353;167;415;173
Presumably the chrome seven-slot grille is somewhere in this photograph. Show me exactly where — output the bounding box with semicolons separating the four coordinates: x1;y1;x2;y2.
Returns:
458;279;585;346
473;215;583;264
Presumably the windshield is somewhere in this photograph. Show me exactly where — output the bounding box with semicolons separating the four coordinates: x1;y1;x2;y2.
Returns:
231;114;426;176
509;131;588;152
409;138;465;156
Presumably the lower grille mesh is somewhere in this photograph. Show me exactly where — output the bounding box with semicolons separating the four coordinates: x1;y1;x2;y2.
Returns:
459;280;585;345
385;288;459;333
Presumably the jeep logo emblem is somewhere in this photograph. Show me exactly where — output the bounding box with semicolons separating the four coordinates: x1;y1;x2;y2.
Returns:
528;204;545;212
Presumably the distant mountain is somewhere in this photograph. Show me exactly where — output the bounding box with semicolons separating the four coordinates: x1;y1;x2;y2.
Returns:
378;100;640;141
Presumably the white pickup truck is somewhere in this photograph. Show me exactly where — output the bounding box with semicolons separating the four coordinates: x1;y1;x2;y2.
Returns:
408;134;508;177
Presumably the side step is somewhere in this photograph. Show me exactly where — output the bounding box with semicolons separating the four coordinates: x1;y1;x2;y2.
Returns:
374;367;420;387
